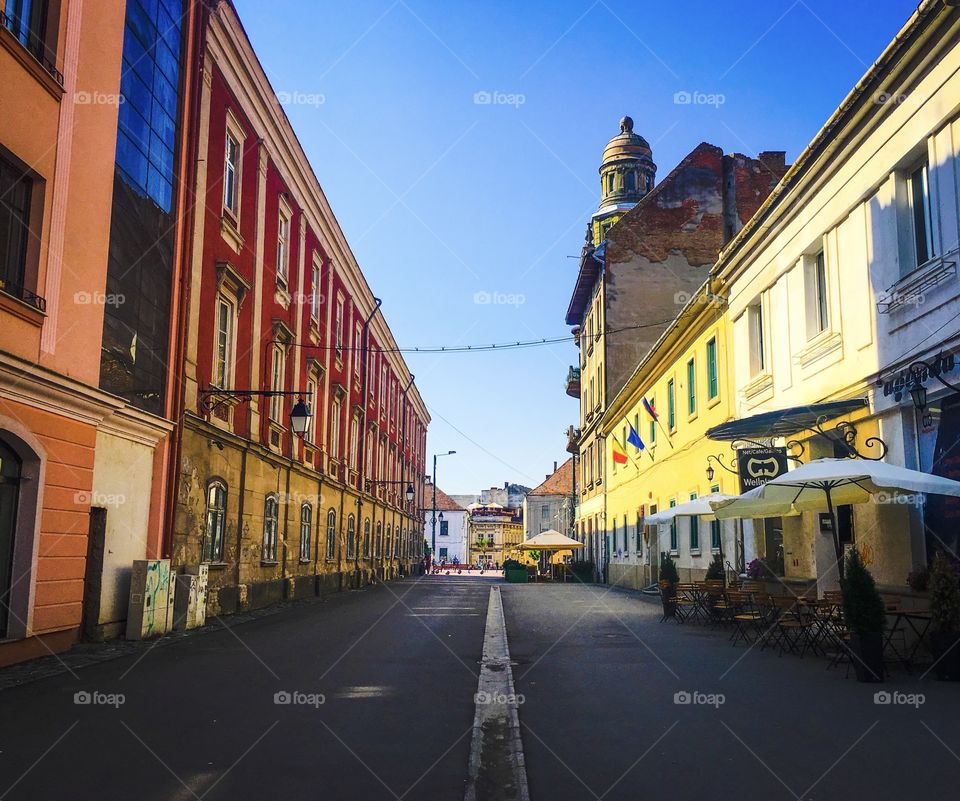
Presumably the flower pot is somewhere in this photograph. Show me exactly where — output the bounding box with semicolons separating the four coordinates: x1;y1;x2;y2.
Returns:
930;631;960;681
849;632;885;683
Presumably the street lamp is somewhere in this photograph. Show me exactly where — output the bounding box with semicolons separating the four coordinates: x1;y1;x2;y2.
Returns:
431;450;456;558
706;463;715;482
289;398;312;437
404;484;415;503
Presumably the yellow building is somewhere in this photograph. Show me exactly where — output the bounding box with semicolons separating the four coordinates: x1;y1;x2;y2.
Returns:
466;505;523;566
601;283;739;587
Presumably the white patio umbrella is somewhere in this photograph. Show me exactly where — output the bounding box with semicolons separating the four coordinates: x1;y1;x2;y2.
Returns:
709;458;960;577
517;529;585;550
645;494;738;525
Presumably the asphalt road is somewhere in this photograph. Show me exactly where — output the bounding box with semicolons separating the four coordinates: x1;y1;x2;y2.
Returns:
2;579;959;801
0;576;496;801
503;583;960;801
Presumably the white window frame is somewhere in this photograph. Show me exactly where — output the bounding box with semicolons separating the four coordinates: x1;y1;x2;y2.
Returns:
330;398;342;460
270;344;286;422
276;200;291;287
335;294;344;357
354;321;363;380
310;255;321;324
748;300;766;377
212;294;236;390
223;111;245;219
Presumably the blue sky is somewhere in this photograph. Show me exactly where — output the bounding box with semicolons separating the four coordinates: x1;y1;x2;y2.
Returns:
234;0;918;493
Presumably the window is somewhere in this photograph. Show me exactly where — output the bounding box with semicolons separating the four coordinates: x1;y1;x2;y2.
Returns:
311;259;321;322
709;485;721;550
330;399;342;459
354;322;363;379
649;398;656;445
305;377;317;444
326;509;337;560
363;518;371;558
276;206;290;285
607;173;614;193
669;499;678;552
335;295;344;355
115;3;183;213
814;251;828;333
223;132;240;214
299;503;312;561
346;514;356;559
689;492;699;551
907;160;935;269
541;505;549;519
440;520;449;536
748;301;765;376
4;0;50;52
686;358;696;415
380;364;387;412
213;296;234;389
387;525;393;559
706;338;718;400
623;514;629;555
376;521;383;557
667;379;676;431
625;171;636;192
270;345;285;422
349;415;360;471
202;481;227;562
439;547;448;560
263;496;279;562
0;154;33;294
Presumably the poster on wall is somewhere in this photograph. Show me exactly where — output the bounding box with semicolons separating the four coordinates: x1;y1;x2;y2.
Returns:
926;395;960;562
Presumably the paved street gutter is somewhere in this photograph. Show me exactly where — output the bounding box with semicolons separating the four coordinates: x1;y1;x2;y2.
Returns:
465;586;530;801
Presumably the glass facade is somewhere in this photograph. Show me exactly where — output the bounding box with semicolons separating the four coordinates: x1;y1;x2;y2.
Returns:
100;0;184;415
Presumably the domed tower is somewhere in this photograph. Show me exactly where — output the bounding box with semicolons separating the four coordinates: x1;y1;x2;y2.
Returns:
592;116;656;243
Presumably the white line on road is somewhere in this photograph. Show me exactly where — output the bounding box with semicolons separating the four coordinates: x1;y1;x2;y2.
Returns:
406;613;481;617
464;587;530;801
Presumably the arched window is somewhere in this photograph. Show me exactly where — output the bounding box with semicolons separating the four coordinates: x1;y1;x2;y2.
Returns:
363;518;371;558
299;502;312;562
203;480;227;563
263;495;279;562
386;525;392;560
326;509;336;560
346;514;356;559
376;521;383;558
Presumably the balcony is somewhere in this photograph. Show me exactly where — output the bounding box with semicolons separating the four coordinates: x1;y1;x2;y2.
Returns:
565;366;581;398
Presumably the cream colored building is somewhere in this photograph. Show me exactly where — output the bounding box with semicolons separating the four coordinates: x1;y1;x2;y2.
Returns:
713;0;960;590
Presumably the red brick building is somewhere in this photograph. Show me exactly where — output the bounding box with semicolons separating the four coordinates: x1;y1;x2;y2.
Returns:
173;1;428;612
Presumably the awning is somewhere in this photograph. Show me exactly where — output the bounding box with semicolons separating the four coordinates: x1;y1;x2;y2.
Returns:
706;398;868;441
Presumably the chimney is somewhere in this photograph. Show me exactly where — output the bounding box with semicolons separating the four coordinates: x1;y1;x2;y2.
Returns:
553;461;558;472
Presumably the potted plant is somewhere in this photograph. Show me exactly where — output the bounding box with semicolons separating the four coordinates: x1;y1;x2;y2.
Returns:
840;548;886;683
706;553;724;581
503;558;528;584
906;564;930;593
659;554;680;619
929;551;960;681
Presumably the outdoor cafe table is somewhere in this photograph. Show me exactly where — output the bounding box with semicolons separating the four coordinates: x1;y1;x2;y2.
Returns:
883;608;933;672
676;583;710;624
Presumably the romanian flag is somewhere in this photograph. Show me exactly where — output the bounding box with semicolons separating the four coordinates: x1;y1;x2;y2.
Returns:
611;438;628;465
642;397;658;421
627;424;645;452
